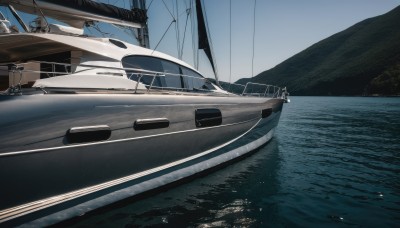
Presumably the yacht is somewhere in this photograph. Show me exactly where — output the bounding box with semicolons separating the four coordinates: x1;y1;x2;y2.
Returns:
0;0;288;226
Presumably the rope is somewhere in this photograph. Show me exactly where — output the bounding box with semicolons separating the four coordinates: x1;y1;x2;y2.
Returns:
251;0;257;80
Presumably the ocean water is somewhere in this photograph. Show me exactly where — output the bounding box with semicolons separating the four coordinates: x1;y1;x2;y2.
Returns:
63;97;400;227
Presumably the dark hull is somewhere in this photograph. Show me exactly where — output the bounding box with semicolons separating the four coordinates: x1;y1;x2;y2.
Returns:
0;93;283;226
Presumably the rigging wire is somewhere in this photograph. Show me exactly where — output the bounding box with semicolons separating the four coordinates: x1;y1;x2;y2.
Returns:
157;0;178;56
228;0;232;92
251;0;257;80
111;0;122;6
147;0;154;11
90;23;113;38
174;0;181;59
180;5;191;59
113;24;138;41
161;0;176;20
190;2;194;61
151;20;175;54
189;0;198;69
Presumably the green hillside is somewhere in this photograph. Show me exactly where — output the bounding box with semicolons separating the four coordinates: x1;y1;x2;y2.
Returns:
237;5;400;96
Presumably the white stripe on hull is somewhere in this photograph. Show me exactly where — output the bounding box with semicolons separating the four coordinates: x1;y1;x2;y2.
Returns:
11;127;275;227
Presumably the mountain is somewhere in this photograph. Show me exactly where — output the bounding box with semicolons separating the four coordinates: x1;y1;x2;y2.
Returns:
237;5;400;96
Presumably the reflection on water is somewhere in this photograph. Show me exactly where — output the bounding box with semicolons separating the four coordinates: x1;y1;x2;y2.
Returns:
64;97;400;227
63;140;281;227
276;97;400;227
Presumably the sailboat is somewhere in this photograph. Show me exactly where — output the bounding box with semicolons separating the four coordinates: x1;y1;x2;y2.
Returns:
0;0;288;226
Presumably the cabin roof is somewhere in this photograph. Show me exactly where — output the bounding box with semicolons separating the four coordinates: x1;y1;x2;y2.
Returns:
0;33;198;73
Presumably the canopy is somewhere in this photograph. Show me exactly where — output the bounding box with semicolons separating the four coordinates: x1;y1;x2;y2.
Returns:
0;0;147;28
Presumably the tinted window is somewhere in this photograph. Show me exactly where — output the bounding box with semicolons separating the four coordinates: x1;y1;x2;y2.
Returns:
122;56;165;87
181;67;214;91
161;60;183;89
122;56;163;72
122;55;213;91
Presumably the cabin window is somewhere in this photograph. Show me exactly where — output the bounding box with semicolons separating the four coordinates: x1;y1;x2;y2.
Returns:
161;60;183;89
0;52;73;90
122;55;212;91
181;67;215;91
122;56;165;87
34;52;71;78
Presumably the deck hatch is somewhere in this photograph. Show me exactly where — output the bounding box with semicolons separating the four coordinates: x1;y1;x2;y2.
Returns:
67;125;111;143
261;108;273;118
134;118;170;130
195;108;222;127
109;39;127;49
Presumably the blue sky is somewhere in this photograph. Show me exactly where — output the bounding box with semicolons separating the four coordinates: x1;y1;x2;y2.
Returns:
1;0;399;83
145;0;400;82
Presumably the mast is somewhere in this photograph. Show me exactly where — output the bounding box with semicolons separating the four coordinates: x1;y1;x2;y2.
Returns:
132;0;149;48
195;0;220;87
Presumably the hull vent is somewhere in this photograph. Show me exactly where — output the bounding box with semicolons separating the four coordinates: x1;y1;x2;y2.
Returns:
195;108;222;127
67;125;111;144
134;118;170;130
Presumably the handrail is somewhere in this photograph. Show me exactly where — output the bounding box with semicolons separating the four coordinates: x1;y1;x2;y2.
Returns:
17;60;168;76
134;73;143;94
148;73;159;92
239;82;282;98
1;61;285;98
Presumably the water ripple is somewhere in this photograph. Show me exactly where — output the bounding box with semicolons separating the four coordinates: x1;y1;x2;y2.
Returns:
63;97;400;227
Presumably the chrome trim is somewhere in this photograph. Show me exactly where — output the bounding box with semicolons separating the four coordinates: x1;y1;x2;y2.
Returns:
68;125;110;134
134;118;168;125
134;118;170;130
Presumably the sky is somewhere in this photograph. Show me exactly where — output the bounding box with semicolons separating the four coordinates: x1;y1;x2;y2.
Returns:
144;0;400;82
1;0;399;83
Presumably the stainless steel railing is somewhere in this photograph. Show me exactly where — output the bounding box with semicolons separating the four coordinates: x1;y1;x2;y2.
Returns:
2;61;284;98
219;81;282;98
242;82;281;98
